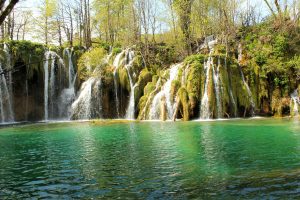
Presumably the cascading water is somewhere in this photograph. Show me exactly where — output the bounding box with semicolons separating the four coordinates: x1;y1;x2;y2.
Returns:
71;78;95;119
291;90;299;117
49;55;56;117
44;50;65;120
4;44;13;112
43;51;51;121
0;63;14;123
149;64;181;120
238;44;255;116
213;59;222;118
199;38;221;120
25;79;29;121
71;77;103;119
58;49;77;119
125;50;136;119
200;56;212;119
225;57;237;117
64;48;75;88
113;50;126;118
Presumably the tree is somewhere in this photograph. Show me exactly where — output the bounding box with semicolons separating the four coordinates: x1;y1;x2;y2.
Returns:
0;0;19;26
174;0;193;55
35;0;58;45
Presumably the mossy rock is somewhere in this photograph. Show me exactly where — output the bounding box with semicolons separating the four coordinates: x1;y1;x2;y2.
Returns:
177;87;189;121
118;67;130;92
186;64;202;100
135;69;153;103
4;40;46;79
184;54;205;65
171;80;181;102
271;88;283;117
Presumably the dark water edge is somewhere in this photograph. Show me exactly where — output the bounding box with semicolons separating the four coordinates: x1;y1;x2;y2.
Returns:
0;116;294;128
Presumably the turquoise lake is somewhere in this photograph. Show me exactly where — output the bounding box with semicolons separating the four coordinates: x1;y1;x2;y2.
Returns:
0;118;300;199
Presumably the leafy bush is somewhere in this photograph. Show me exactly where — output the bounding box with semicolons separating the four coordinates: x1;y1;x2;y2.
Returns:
77;47;107;80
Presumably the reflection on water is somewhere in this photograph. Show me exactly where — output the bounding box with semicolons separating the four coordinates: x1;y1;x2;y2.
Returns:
0;119;300;198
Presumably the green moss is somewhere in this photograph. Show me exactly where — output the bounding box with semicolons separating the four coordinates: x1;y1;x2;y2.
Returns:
184;54;205;65
177;87;189;121
186;63;202;100
112;47;122;55
134;68;153;105
5;40;46;79
77;47;107;81
118;67;130;92
171;80;181;102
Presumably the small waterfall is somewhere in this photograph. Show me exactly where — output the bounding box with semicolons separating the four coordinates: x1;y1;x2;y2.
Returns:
44;51;65;120
125;50;136;119
238;44;255;116
213;59;222;118
59;76;77;119
113;50;125;118
4;44;13;112
25;79;29;121
43;51;50;120
200;56;212;119
149;64;181;120
64;48;75;88
0;64;14;123
71;77;103;119
199;38;221;120
58;49;76;119
49;55;56;117
71;78;95;119
0;45;14;123
291;90;299;117
225;57;237;117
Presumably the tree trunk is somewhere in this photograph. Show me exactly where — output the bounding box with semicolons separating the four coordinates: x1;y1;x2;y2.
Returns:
0;0;19;26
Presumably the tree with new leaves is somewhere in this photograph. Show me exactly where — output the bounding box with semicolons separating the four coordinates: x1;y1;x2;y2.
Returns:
173;0;194;55
35;0;57;45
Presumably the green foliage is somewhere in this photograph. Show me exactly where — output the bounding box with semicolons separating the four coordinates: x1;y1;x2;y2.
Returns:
184;54;205;65
177;87;189;121
77;47;107;80
112;47;122;55
273;35;288;58
5;40;45;79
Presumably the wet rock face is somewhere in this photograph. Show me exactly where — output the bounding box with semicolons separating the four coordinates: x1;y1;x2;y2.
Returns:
12;62;44;122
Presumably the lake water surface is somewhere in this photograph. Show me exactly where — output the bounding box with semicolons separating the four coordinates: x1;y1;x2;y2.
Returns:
0;119;300;199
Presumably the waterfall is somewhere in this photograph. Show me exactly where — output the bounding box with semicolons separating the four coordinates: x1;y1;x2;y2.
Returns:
113;50;125;118
0;45;14;123
0;78;3;122
213;63;222;118
238;44;255;116
149;64;181;120
0;64;14;123
125;50;136;119
199;38;222;120
71;78;95;119
71;77;103;119
43;51;50;121
44;51;65;120
57;49;77;119
25;79;29;121
225;57;237;117
4;44;13;113
200;56;212;119
49;55;56;117
291;90;299;117
64;48;75;88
